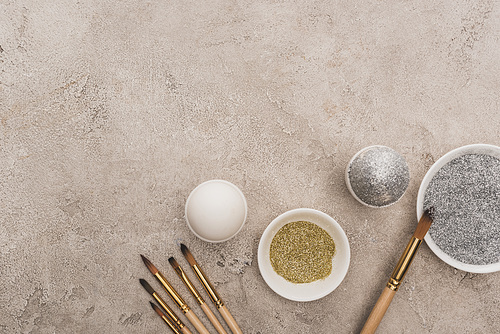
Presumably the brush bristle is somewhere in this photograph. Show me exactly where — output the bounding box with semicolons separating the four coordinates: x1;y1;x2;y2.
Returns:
168;257;179;269
413;207;434;240
139;278;155;295
150;301;164;317
180;244;188;256
141;254;158;274
180;244;196;266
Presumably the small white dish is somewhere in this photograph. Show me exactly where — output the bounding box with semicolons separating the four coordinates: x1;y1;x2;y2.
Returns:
417;144;500;273
258;208;350;302
185;180;247;243
345;145;410;208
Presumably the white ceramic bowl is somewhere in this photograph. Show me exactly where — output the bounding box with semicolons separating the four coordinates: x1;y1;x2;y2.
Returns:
417;144;500;273
345;145;410;208
258;208;350;302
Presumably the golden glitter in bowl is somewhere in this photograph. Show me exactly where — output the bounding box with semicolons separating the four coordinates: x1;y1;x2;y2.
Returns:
270;221;336;284
258;208;350;302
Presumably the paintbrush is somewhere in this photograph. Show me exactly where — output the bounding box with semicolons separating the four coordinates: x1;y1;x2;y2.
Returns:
169;257;228;334
150;301;182;334
140;279;192;334
181;244;243;334
141;255;211;334
360;208;434;334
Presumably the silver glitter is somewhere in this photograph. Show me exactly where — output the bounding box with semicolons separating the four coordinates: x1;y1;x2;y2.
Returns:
347;146;410;207
424;154;500;266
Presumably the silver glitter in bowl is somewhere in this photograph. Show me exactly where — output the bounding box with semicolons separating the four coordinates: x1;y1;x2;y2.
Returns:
345;146;410;208
423;154;500;266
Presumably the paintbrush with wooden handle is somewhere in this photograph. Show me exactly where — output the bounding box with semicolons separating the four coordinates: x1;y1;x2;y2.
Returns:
360;208;434;334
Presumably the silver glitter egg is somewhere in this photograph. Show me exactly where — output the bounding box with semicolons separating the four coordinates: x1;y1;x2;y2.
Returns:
345;145;410;208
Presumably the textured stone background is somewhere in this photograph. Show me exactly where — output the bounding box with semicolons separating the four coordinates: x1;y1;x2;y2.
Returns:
1;0;500;333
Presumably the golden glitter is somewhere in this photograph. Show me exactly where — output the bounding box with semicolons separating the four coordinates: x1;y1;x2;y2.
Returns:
270;221;336;283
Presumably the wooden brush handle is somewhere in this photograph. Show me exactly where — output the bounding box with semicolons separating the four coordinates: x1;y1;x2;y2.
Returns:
180;326;193;334
360;286;396;334
184;309;210;334
201;303;228;334
219;305;243;334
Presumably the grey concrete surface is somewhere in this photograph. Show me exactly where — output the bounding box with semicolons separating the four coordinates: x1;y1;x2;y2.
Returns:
1;0;500;333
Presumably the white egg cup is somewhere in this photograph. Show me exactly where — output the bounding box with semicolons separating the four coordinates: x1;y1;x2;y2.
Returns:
417;144;500;273
258;208;350;302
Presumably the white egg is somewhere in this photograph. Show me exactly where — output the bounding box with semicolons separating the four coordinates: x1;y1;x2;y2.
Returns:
185;180;247;242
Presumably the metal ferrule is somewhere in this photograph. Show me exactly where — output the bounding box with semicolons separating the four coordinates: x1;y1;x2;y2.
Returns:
161;315;182;334
152;292;184;329
192;264;224;309
175;266;205;305
156;272;190;313
387;237;422;291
